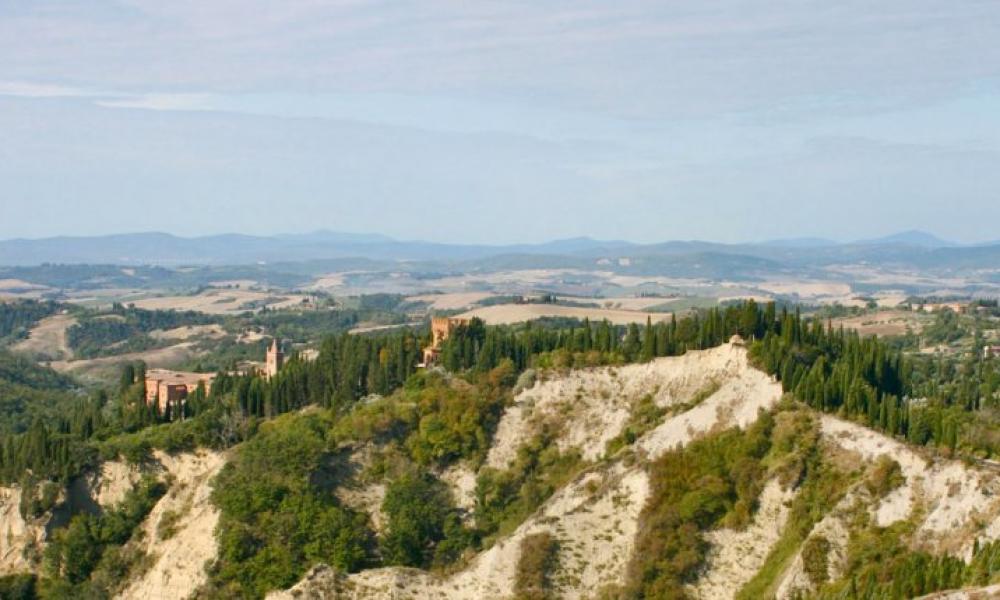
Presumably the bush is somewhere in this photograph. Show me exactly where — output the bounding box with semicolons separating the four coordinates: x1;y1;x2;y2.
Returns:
801;535;831;586
0;574;37;599
865;456;905;498
156;509;182;541
624;412;783;598
332;366;509;468
17;477;62;520
475;431;583;541
514;369;537;393
210;412;374;597
605;394;666;457
380;471;475;569
44;475;165;590
515;532;560;600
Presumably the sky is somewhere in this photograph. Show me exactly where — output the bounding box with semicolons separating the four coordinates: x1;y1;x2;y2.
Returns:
1;1;999;244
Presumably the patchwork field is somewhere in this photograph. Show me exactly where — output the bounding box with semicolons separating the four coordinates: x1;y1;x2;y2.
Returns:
148;324;227;341
457;303;676;326
0;279;51;299
832;310;926;337
47;342;205;380
407;292;497;310
131;289;311;315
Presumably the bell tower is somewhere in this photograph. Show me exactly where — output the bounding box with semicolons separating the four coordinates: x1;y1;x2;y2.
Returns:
266;339;284;378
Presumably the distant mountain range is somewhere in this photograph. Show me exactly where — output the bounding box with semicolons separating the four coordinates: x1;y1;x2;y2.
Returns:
0;230;997;278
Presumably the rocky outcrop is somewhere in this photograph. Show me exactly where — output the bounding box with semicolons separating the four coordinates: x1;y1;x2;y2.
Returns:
0;486;47;575
116;450;227;600
0;459;138;576
775;416;1000;599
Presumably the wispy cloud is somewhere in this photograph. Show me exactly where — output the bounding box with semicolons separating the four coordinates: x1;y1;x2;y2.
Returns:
95;93;216;111
0;81;99;98
1;2;999;243
2;1;999;118
0;80;218;114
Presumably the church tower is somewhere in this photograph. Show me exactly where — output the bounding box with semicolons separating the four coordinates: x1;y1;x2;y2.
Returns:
266;339;284;379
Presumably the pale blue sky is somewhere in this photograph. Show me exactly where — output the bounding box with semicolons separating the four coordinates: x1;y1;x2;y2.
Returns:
1;1;999;244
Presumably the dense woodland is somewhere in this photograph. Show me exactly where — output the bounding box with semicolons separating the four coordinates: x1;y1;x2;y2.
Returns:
3;298;1000;493
0;301;60;343
65;303;218;358
0;351;79;436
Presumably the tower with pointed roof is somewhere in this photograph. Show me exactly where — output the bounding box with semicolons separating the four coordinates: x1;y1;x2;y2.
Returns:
266;339;284;379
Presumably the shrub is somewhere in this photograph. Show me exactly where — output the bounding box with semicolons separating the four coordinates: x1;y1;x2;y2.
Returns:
801;535;831;586
624;412;783;598
44;475;165;590
17;477;62;520
475;432;584;541
209;412;375;597
865;456;905;498
605;394;666;457
380;471;474;569
515;532;560;600
157;509;182;541
0;574;37;599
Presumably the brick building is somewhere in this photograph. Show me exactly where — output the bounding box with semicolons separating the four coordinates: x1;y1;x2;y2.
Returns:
144;369;215;417
421;316;471;366
266;339;284;378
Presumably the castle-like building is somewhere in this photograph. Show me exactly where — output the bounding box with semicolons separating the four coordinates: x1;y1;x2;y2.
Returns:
421;316;470;365
144;369;215;417
143;339;284;418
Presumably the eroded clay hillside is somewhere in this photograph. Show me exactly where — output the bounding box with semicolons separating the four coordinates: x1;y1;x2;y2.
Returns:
1;459;142;576
0;449;224;599
267;342;1000;600
11;341;1000;599
274;342;783;600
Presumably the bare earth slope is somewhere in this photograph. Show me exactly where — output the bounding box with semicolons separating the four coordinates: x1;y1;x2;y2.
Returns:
270;342;785;600
774;416;1000;599
11;313;76;360
1;449;224;600
117;450;227;600
0;487;47;575
0;458;140;576
271;344;1000;600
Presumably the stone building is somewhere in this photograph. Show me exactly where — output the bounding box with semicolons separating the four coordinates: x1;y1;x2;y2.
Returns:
422;316;471;366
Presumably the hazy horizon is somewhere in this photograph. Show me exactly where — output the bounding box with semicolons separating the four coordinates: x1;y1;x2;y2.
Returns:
0;227;990;248
2;2;999;244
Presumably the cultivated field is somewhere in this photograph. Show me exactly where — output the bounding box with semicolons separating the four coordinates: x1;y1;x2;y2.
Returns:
407;292;496;310
149;324;227;341
48;342;204;380
0;279;50;299
11;314;76;360
832;310;926;337
131;289;310;315
457;303;676;326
